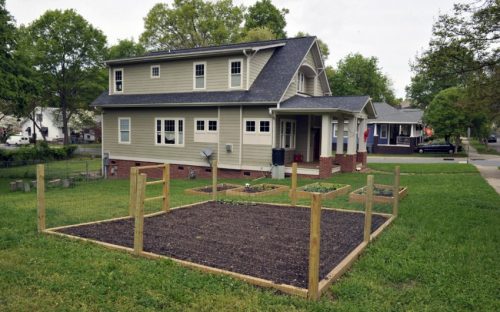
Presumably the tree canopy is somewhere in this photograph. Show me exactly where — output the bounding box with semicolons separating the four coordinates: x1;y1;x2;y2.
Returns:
108;39;146;59
0;0;19;104
244;0;288;39
239;26;276;43
296;31;329;60
140;0;244;51
327;53;397;105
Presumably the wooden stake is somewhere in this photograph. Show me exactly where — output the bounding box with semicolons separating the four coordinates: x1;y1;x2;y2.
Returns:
393;166;400;217
212;160;218;201
133;173;147;255
291;162;298;206
129;167;138;217
37;164;45;232
308;193;321;300
364;175;374;243
162;163;170;212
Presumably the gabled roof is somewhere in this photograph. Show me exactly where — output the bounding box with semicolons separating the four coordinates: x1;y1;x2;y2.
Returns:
274;95;376;118
93;37;316;107
369;102;423;124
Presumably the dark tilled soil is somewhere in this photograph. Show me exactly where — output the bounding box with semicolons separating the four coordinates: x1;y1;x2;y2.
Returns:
196;184;239;193
242;185;278;193
58;202;388;288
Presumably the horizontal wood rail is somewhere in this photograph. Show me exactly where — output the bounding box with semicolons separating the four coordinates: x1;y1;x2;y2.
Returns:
146;180;165;186
136;164;166;170
144;195;165;202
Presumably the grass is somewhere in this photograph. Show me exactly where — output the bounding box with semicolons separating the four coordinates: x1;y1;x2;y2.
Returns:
0;158;101;180
369;152;467;158
368;163;478;174
470;139;500;156
0;163;499;311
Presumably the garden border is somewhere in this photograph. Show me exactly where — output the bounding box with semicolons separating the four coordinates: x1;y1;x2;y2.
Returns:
292;182;352;200
349;184;408;204
184;183;243;196
225;183;289;197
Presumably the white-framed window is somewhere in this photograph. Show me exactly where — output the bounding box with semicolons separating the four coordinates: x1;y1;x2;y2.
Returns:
208;120;217;132
243;118;272;145
151;65;160;78
118;117;130;144
194;118;218;143
229;59;242;88
333;123;348;138
380;124;388;139
245;120;256;132
114;68;123;92
155;118;184;146
259;120;270;133
297;72;305;93
280;119;296;149
193;62;206;89
196;119;205;132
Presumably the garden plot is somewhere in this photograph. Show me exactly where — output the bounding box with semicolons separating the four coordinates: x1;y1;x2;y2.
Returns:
184;183;242;195
293;182;351;200
225;183;289;197
349;184;408;204
52;201;389;291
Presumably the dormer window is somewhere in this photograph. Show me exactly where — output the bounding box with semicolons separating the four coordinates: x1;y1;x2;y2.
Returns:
151;65;160;78
229;59;242;88
114;69;123;92
194;62;206;89
297;72;305;93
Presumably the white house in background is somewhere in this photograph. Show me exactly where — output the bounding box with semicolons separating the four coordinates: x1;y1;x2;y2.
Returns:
20;107;64;141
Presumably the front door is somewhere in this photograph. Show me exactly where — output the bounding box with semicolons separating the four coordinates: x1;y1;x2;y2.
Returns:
389;124;399;145
312;128;321;161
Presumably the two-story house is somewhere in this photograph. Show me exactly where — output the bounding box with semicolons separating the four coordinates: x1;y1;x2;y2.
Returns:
92;36;376;179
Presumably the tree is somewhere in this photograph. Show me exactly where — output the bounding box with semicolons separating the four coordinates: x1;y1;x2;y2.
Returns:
239;26;276;42
0;0;18;103
108;39;145;59
140;0;244;51
423;87;467;151
245;0;288;39
25;9;107;144
327;53;397;105
296;31;329;60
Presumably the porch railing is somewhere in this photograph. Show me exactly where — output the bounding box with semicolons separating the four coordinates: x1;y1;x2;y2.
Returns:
396;136;411;145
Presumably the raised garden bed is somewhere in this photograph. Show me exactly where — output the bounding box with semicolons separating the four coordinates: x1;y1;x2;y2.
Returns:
349;184;408;204
226;183;289;197
184;183;242;195
292;182;351;200
50;201;391;293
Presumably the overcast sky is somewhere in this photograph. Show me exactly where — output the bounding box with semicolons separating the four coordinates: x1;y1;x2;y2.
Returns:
6;0;458;98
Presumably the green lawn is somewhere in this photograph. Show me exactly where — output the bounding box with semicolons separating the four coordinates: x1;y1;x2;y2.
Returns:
470;139;500;156
0;163;499;311
0;158;101;180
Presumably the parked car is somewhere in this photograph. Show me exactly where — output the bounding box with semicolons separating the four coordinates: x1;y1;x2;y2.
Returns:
6;135;30;146
487;134;497;143
414;141;461;154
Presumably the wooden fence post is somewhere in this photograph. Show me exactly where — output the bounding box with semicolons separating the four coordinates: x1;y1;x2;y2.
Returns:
393;166;400;217
37;164;45;233
364;175;374;243
129;167;138;217
212;160;218;201
308;193;322;300
134;173;147;256
162;164;170;212
291;162;298;206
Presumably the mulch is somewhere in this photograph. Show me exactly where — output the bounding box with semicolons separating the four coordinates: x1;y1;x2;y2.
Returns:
57;202;388;288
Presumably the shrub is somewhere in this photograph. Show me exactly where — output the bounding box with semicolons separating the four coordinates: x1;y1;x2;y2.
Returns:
0;143;78;163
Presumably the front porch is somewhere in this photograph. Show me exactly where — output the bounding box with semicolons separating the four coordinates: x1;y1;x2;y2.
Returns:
284;160;341;177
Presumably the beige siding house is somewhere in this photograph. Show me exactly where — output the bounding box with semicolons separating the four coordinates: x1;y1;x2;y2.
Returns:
93;36;376;179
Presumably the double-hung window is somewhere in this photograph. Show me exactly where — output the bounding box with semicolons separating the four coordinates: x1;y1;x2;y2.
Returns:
151;65;160;78
194;62;206;89
297;72;305;93
280;119;296;149
156;118;184;146
114;69;123;92
380;124;388;139
229;59;242;88
118;117;130;144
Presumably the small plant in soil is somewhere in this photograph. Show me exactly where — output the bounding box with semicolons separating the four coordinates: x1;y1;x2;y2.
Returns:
356;186;403;197
302;183;345;193
197;183;238;193
243;184;278;193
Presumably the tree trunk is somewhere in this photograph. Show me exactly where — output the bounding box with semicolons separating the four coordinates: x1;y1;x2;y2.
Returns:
455;136;461;153
61;94;69;145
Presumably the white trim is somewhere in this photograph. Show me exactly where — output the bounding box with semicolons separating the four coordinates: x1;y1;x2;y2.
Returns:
380;124;388;139
228;58;243;89
193;118;218;134
118;117;131;144
279;118;296;150
377;144;411;147
193;61;207;90
239;105;243;165
150;65;160;79
306;115;311;162
217;107;220;162
113;68;124;93
368;121;421;125
101;112;104;176
154;117;185;147
374;123;378;136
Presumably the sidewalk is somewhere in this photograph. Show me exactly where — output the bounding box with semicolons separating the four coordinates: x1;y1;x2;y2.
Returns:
463;139;500;195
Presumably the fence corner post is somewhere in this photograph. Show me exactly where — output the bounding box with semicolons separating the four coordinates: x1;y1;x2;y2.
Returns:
162;163;170;212
308;193;321;300
393;166;400;217
129;167;138;217
364;175;374;242
37;164;45;233
212;160;218;201
133;173;147;256
291;162;298;206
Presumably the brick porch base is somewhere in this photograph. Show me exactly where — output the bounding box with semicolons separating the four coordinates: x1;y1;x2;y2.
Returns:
356;151;368;168
319;156;333;179
338;154;357;172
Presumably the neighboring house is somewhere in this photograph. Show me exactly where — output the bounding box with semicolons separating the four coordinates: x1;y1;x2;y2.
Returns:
92;36;376;178
20;107;64;142
367;102;424;154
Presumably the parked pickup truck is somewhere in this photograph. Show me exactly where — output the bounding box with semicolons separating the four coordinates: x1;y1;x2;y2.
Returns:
6;135;30;146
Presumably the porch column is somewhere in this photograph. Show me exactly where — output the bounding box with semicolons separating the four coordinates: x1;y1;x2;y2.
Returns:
356;118;368;169
319;114;333;178
341;116;357;172
335;115;344;164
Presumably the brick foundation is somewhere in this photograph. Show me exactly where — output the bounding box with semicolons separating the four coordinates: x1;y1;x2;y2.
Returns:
319;156;333;179
107;159;266;180
356;151;367;168
338;154;357;172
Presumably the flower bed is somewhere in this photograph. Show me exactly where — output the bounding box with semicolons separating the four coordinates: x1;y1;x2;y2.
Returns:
226;183;289;197
292;182;351;200
349;184;408;204
184;183;242;195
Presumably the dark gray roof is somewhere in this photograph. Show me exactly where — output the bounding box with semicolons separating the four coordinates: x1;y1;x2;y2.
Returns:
93;37;316;107
277;95;376;117
369;102;423;123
